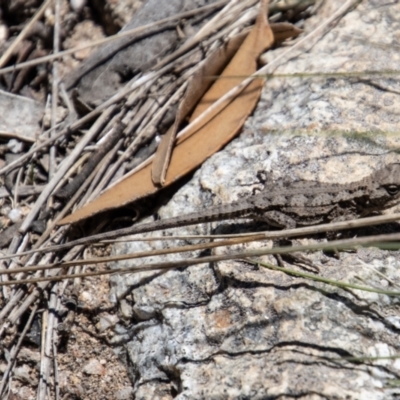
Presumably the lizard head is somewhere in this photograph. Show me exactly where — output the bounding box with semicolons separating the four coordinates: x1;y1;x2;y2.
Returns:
367;163;400;210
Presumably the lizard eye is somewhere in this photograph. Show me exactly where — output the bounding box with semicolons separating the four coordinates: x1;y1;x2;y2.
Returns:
385;185;400;196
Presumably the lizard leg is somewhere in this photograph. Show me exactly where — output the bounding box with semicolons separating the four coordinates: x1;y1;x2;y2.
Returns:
255;210;297;229
325;212;360;258
255;211;318;271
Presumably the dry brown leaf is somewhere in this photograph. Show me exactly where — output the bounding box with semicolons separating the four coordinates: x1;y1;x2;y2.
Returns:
270;22;303;44
152;21;301;186
151;32;248;186
58;0;280;226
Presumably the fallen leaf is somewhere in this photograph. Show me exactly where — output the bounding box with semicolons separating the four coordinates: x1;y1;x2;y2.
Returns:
270;22;303;44
151;21;302;186
58;0;289;226
151;31;248;186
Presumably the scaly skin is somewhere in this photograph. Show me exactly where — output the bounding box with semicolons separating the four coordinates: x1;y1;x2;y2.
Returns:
8;163;400;258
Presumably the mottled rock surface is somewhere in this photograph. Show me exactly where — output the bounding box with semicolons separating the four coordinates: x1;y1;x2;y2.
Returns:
110;0;400;398
0;90;43;142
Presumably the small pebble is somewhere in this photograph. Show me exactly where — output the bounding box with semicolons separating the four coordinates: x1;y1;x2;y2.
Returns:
82;359;106;376
115;386;134;400
70;0;86;12
7;139;24;154
8;208;22;223
97;314;119;332
0;24;8;43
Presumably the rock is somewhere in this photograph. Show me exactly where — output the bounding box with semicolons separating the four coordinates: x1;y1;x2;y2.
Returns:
82;359;106;376
110;0;400;398
97;313;119;332
115;386;134;400
0;90;43;142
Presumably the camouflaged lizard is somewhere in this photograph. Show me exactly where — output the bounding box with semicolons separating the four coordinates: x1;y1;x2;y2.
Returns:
15;163;400;256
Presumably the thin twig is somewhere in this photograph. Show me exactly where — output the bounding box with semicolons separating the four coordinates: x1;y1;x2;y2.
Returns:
3;206;400;262
4;216;400;280
38;282;59;400
0;70;162;176
7;247;79;325
49;0;62;180
0;289;25;327
0;0;230;75
252;259;400;296
0;234;265;276
0;301;39;397
0;0;53;68
82;139;124;204
19;105;117;233
3;231;400;287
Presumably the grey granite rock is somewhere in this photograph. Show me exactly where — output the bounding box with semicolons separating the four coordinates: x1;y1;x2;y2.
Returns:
0;90;43;142
110;0;400;398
